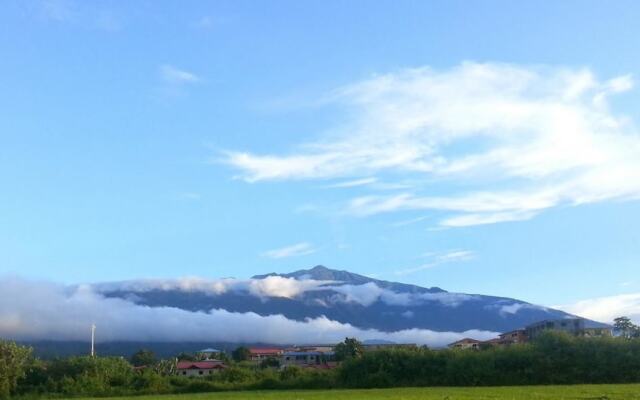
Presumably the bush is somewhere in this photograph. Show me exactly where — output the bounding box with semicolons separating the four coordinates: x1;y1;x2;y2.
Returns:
0;341;32;399
8;333;640;398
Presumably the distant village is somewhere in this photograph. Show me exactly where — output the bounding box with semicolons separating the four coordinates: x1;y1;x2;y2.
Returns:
176;317;613;377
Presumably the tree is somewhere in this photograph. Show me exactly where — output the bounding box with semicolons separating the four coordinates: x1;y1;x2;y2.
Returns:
131;349;157;367
259;357;280;369
613;316;637;339
153;358;177;376
176;352;195;361
231;346;251;362
216;352;231;363
0;340;32;399
334;337;364;361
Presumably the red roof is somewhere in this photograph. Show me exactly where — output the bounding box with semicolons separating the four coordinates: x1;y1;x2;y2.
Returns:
177;361;226;370
249;347;282;355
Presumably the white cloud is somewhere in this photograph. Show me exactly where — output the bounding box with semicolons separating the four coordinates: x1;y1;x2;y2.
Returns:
245;276;325;298
555;293;640;325
225;63;640;227
0;277;497;347
262;242;317;259
395;249;475;276
160;65;200;84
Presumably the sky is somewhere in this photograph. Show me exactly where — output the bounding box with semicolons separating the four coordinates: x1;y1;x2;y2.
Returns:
1;0;640;320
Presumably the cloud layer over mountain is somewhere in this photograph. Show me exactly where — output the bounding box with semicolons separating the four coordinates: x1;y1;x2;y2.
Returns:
92;275;476;308
0;277;496;347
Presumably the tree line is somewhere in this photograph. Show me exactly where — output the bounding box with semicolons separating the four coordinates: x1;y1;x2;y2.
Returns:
1;318;640;398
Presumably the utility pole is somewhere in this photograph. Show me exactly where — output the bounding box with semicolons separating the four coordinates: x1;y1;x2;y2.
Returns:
91;323;96;357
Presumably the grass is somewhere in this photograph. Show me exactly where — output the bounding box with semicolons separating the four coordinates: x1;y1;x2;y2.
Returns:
74;384;640;400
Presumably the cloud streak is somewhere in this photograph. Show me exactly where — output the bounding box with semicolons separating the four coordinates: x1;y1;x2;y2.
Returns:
395;250;475;276
262;242;317;259
324;177;378;189
224;63;640;227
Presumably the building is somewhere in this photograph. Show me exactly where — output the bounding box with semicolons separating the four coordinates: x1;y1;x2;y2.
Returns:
525;318;612;340
448;338;482;350
498;329;528;344
280;351;335;367
176;361;226;377
451;319;612;350
196;348;222;360
293;345;335;353
248;347;283;362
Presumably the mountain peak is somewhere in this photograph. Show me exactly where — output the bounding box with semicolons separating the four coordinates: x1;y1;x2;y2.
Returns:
252;265;446;294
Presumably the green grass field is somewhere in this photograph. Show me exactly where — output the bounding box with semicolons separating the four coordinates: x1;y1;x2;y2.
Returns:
77;385;640;400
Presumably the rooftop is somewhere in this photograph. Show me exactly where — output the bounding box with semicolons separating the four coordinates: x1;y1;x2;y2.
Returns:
177;361;226;370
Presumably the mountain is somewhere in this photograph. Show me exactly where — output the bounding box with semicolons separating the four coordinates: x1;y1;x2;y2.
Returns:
99;265;595;334
252;265;447;293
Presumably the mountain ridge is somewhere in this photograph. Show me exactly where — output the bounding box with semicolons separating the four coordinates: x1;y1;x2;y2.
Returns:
252;265;447;293
99;265;597;335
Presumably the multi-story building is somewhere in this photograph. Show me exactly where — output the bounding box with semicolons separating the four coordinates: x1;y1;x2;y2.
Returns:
525;318;612;339
498;329;528;344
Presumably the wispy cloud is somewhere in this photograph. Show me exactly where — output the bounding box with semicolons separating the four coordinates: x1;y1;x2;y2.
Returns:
40;0;74;22
262;242;317;259
555;293;640;324
37;0;122;31
395;249;475;276
160;65;200;84
391;215;429;227
224;63;640;227
324;177;377;189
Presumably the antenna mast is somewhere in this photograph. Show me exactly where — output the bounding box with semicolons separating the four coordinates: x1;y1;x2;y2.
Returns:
91;324;96;357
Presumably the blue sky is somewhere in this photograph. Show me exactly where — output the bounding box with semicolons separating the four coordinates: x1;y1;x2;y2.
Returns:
1;0;640;314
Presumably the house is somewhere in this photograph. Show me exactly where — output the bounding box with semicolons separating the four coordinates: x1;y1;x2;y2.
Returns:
196;348;222;360
248;347;283;362
525;318;612;340
448;338;482;350
176;360;226;377
479;329;528;347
